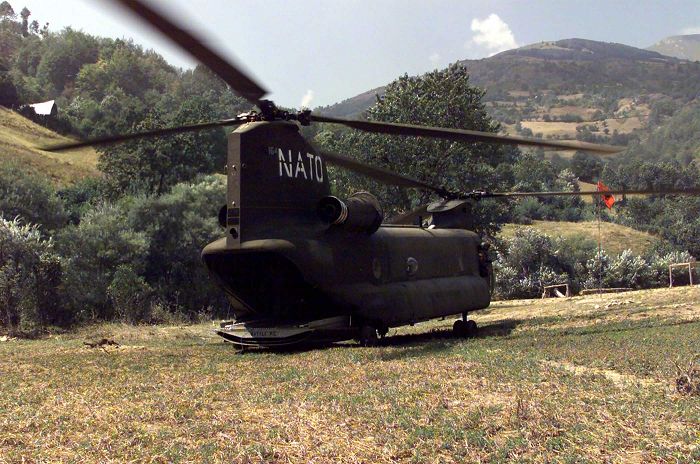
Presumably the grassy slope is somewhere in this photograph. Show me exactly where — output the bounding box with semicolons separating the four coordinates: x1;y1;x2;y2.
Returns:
1;286;698;462
500;220;657;256
0;107;100;185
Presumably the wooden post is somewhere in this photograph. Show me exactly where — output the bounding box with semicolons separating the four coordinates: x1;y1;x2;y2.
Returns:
669;265;673;288
691;263;694;286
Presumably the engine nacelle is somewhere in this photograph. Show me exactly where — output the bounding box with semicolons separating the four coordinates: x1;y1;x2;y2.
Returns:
317;192;383;234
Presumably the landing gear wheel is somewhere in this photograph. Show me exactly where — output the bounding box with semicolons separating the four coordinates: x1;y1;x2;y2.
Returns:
453;319;467;337
358;326;379;347
465;320;478;337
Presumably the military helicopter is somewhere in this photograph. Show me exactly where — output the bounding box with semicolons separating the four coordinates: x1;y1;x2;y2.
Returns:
48;0;700;347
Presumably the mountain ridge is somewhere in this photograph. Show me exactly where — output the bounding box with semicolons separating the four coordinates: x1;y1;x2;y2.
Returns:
317;37;697;119
647;34;700;61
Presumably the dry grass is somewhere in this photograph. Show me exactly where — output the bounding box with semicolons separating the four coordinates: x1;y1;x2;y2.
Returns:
500;220;657;255
520;120;580;138
1;287;699;462
558;94;585;102
547;106;600;119
605;115;644;133
0;107;100;185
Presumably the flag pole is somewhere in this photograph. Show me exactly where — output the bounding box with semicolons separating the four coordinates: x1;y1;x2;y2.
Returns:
595;180;614;298
597;197;602;297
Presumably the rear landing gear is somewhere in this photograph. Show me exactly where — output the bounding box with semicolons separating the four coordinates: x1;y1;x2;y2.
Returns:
453;314;477;338
358;325;379;347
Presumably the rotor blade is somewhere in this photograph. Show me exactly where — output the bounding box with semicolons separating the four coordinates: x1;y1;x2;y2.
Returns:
481;187;700;198
387;204;430;225
316;148;448;195
112;0;267;106
41;118;246;152
311;115;624;154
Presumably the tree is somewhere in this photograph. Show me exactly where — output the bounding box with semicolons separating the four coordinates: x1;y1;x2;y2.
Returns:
36;28;99;95
315;64;517;235
0;70;18;106
19;7;29;37
0;1;14;18
571;152;603;182
98;100;226;195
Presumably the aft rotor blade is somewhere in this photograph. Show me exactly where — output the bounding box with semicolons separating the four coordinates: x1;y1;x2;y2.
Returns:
387;204;430;225
316;148;448;195
481;188;700;198
42;118;246;152
311;115;624;154
113;0;267;106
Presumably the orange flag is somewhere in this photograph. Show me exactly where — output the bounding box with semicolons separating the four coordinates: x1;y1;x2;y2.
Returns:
597;180;615;210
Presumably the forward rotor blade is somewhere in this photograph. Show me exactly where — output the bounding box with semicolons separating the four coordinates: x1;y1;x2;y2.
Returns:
42;118;246;152
481;187;700;198
311;115;624;154
316;148;448;195
113;0;267;106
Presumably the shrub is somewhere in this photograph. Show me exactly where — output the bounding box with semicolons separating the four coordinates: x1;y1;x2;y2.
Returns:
0;217;62;334
494;228;569;299
58;177;111;224
107;265;153;323
646;249;694;287
0;163;67;232
56;204;149;321
583;250;652;290
124;175;227;318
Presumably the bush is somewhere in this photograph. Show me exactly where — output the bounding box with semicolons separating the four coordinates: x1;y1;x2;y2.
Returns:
494;228;569;299
493;228;684;299
124;175;227;318
107;265;153;323
0;217;62;334
56;204;149;321
58;177;111;224
0;163;67;232
583;250;652;290
646;249;694;287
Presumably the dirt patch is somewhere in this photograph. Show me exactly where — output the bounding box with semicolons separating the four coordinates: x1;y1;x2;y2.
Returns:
543;360;660;388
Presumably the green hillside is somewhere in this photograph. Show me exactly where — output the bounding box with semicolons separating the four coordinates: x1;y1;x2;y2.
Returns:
0;106;99;185
500;220;657;256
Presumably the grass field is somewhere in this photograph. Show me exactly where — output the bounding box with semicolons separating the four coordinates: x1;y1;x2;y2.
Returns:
500;220;657;255
0;107;100;185
1;286;698;462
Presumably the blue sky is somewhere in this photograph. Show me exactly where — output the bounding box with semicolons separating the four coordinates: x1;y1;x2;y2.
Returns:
11;0;700;108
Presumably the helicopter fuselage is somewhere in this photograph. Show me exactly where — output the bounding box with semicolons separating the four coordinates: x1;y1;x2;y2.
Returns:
201;121;491;346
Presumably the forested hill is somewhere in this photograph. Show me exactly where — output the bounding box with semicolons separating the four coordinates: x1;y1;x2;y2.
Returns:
317;38;700;166
0;4;248;141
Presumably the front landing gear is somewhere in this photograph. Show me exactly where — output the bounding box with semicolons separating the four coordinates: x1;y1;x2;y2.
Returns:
453;314;477;338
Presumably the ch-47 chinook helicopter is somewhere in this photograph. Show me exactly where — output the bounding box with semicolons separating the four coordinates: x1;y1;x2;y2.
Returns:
48;0;700;347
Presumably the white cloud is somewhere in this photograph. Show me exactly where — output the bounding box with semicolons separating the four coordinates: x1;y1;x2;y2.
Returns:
429;52;441;65
680;26;700;35
300;89;314;108
467;14;518;55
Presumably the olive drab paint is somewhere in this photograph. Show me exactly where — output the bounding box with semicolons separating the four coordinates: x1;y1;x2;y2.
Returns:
203;120;492;346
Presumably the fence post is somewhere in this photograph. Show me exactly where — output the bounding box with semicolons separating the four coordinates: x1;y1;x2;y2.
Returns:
669;265;673;288
691;263;694;286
